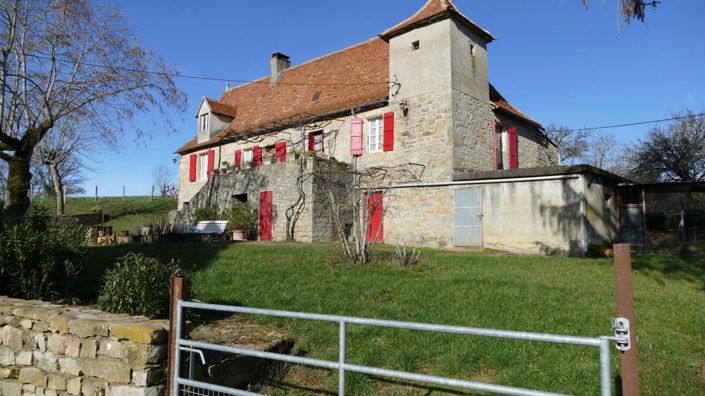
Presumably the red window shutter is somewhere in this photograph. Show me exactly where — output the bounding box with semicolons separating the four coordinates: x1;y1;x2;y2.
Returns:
383;112;394;152
308;133;315;151
508;127;518;169
350;118;364;156
234;150;241;169
275;141;286;163
253;146;263;167
189;154;197;182
207;150;215;178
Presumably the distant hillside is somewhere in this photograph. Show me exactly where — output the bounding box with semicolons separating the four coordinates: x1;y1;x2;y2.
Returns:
33;196;177;233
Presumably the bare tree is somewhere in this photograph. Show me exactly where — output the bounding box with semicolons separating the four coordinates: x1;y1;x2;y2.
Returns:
545;124;589;164
0;160;6;205
628;110;705;182
35;114;98;214
0;0;186;219
582;0;659;23
314;161;424;265
153;164;175;197
583;132;621;170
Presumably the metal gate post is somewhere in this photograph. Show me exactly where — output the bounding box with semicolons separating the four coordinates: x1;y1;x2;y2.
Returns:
599;337;612;396
167;276;189;396
614;243;640;396
339;321;346;396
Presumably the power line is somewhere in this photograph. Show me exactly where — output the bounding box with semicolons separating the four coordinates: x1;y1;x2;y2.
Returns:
25;52;389;87
567;112;705;132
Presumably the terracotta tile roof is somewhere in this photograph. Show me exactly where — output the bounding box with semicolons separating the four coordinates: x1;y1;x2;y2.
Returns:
380;0;495;42
490;84;542;128
205;98;238;118
176;38;389;154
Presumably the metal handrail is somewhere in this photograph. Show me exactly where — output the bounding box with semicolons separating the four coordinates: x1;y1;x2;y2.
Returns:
173;300;612;396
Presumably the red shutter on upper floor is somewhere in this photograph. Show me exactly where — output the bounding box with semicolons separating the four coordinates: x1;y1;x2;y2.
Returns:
350;118;364;156
189;154;197;182
207;150;215;178
234;150;241;169
383;112;394;152
275;141;286;163
508;127;518;169
253;146;263;167
308;133;315;152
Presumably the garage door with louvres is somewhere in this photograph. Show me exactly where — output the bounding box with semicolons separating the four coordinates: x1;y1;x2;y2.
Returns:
454;188;483;247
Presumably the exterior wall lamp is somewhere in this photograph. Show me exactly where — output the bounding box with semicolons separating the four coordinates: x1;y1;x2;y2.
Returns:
399;100;409;116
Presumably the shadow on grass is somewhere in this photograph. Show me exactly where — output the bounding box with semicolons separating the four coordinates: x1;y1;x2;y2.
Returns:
76;240;231;304
632;253;705;291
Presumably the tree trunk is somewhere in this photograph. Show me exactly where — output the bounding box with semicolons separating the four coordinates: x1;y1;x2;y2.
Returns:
49;162;64;216
4;154;33;220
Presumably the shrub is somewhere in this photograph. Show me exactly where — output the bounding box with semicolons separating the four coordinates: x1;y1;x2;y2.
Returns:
394;243;421;267
225;204;258;232
0;220;87;300
97;253;182;318
193;206;221;224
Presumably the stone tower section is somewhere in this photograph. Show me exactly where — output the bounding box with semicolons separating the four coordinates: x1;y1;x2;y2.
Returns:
381;0;497;179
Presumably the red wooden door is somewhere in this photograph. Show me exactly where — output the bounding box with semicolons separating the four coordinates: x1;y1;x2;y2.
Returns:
259;191;273;241
366;192;384;242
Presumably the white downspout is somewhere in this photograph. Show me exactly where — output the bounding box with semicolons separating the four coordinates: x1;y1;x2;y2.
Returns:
579;174;587;257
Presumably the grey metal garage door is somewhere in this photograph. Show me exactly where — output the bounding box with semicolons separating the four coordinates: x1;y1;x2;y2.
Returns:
454;188;483;247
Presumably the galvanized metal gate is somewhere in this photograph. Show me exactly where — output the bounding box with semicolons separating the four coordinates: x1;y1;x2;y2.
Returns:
455;188;483;247
173;301;613;396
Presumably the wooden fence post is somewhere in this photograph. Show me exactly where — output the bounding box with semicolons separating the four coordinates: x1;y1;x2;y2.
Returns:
167;276;190;396
614;243;640;396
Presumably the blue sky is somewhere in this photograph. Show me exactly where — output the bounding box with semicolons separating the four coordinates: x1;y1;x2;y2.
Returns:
86;0;705;196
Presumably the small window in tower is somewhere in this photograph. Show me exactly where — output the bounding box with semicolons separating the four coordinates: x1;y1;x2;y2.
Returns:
411;41;420;51
469;42;477;56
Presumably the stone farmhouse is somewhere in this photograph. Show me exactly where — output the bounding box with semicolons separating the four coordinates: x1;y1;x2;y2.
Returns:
175;0;623;256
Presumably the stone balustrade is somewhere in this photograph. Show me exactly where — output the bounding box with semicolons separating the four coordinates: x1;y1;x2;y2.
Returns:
0;297;168;396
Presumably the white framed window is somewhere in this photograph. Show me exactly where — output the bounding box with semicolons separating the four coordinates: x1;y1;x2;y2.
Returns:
367;117;383;153
199;154;208;180
243;149;253;167
200;114;208;132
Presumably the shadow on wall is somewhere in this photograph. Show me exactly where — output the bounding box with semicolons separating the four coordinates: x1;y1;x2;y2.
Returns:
533;177;613;256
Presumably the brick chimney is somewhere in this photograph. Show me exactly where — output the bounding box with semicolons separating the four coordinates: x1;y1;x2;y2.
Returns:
270;52;291;84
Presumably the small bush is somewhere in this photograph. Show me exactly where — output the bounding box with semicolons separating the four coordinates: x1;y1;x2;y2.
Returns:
394;243;421;267
0;220;87;301
97;253;182;318
225;204;257;232
193;206;221;224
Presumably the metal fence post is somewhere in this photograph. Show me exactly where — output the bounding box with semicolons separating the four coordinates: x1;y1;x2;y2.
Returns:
167;276;190;396
614;243;640;396
599;337;612;396
339;321;346;396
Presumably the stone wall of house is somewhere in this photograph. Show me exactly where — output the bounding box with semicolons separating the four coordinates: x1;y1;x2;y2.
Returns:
177;158;341;243
451;90;495;175
0;297;167;396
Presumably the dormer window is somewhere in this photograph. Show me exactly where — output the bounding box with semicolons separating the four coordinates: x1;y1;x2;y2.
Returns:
200;114;208;132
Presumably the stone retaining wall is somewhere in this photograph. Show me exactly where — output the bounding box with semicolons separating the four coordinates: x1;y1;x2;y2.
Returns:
0;297;168;396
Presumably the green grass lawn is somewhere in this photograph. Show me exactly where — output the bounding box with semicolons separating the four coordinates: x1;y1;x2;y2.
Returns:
34;196;176;233
85;242;704;395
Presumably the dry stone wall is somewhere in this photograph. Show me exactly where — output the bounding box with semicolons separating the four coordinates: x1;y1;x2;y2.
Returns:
0;297;167;396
